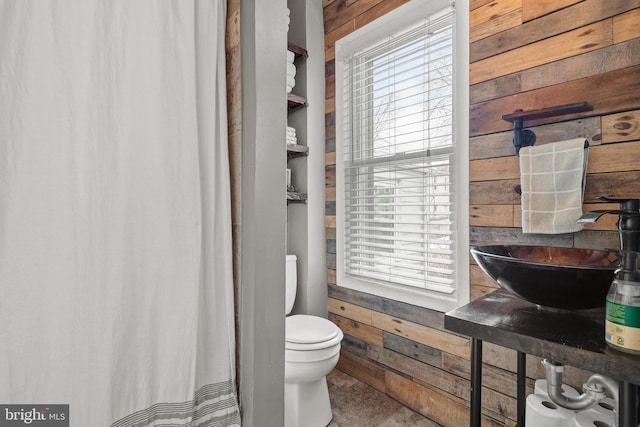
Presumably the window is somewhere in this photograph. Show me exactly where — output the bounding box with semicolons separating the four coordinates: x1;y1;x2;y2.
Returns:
335;0;469;311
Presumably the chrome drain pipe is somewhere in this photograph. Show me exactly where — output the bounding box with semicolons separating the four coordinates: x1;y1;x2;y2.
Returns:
542;359;618;425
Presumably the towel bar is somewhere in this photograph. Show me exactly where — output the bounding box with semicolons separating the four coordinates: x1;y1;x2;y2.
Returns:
502;102;593;156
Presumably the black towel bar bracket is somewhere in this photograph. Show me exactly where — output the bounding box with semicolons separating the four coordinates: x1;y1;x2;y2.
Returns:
501;102;593;156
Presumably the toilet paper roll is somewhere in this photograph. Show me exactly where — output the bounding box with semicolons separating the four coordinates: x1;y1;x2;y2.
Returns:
526;394;575;427
535;379;580;398
573;409;614;427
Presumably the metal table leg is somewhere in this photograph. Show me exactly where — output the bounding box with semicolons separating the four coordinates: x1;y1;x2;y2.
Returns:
619;381;638;427
470;338;482;427
517;352;526;427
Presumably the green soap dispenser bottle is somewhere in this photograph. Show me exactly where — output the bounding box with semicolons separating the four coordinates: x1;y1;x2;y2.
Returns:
603;198;640;354
580;197;640;354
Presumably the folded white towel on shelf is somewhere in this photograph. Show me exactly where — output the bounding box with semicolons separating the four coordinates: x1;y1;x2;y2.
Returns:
287;63;296;78
286;126;296;136
519;138;589;234
286;50;295;63
287;75;295;90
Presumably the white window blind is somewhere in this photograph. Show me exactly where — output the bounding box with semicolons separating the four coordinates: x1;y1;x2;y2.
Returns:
341;8;456;294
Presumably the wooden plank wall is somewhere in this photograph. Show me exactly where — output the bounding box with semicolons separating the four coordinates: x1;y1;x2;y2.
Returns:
324;0;640;425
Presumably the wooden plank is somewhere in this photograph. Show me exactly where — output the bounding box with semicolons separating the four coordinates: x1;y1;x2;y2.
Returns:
471;285;499;301
341;334;369;357
325;137;336;153
326;227;336;239
370;346;470;400
470;0;639;63
470;8;521;43
470;265;499;288
470;204;515;227
325;214;336;228
327;268;336;284
602;110;640;143
325;19;355;48
471;38;640;103
573;229;619;251
324;0;385;34
329;313;384;346
354;0;409;30
328;297;373;324
587;141;640;174
325;151;336;166
385;371;470;426
336;350;386;391
470;117;602;160
328;282;446;330
471;0;494;11
371;312;470;360
325;164;336;186
325;111;335;139
470;226;573;246
470;179;521;205
327;253;336;270
470;156;519;181
520;38;640;95
325;74;335;104
470;0;521;29
522;0;581;22
325;45;335;62
585;171;640;202
614;8;640;43
325;186;336;201
470;65;640;136
442;353;534;398
581;203;618;231
383;332;442;368
470;20;613;85
472;143;638;187
325;96;335;115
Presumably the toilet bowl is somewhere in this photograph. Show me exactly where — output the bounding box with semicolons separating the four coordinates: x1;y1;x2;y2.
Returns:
285;255;343;427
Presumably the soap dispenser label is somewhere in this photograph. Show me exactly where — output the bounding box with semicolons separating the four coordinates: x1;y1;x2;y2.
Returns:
606;301;640;351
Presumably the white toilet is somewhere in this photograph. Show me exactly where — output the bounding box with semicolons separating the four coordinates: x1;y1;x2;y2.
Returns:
285;254;343;427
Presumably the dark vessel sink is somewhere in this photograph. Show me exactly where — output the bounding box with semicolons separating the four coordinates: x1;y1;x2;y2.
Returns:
471;245;620;310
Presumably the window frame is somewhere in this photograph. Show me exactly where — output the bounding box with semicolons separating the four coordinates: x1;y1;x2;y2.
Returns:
335;0;469;312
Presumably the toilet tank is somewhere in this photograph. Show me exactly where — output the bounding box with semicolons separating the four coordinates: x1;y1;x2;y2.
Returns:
285;255;297;315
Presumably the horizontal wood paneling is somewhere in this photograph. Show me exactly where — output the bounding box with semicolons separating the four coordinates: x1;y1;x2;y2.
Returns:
470;0;521;29
470;65;640;136
602;110;640;143
521;0;581;22
325;0;640;424
385;371;470;426
613;8;640;43
470;8;521;43
471;37;640;104
371;312;470;359
470;0;639;63
470;20;613;85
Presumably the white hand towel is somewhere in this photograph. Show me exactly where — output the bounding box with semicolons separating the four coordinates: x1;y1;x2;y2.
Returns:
519;138;588;234
287;63;297;78
287;75;295;89
287;50;295;63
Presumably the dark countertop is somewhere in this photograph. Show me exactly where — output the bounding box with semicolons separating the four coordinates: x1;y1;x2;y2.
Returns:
444;289;640;383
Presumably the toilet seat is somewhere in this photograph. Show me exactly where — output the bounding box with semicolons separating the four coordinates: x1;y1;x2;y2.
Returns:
286;315;343;351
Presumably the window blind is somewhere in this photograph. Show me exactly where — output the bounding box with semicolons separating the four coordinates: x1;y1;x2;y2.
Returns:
342;8;456;293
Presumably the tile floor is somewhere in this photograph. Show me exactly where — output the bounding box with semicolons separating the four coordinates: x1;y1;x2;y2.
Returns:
326;369;440;426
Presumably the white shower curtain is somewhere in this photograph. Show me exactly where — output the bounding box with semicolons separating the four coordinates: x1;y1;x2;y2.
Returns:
0;1;240;426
